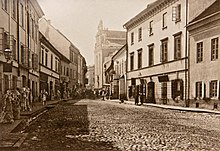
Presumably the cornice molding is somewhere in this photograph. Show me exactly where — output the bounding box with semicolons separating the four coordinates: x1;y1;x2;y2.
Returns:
124;0;179;30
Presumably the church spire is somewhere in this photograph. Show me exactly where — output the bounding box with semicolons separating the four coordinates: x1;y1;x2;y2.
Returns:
98;20;103;31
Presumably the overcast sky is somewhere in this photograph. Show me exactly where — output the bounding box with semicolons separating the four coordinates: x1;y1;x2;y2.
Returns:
37;0;155;65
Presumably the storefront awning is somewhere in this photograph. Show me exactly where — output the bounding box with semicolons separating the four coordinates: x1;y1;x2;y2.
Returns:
158;75;169;82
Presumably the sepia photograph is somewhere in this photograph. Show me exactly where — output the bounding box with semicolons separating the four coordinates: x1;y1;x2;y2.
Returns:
0;0;220;150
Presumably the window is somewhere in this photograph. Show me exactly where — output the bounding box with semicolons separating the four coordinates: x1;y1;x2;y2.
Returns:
172;4;181;22
197;42;203;63
130;52;134;71
161;39;168;63
211;38;218;61
67;68;69;76
51;54;53;70
70;69;72;78
41;46;44;65
196;82;203;98
32;19;35;40
2;0;8;11
149;45;154;66
32;54;38;70
12;0;16;19
45;50;48;67
55;58;59;73
174;34;181;60
21;45;25;64
162;13;167;29
20;3;24;27
138;28;142;41
12;39;16;60
171;79;183;100
149;21;153;36
138;49;142;69
3;32;9;50
131;32;134;45
210;81;218;98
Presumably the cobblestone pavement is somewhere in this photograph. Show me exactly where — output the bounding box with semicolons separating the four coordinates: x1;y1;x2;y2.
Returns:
18;99;220;151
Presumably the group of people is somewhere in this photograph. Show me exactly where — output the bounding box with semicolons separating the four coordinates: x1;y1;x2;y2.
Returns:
0;87;32;124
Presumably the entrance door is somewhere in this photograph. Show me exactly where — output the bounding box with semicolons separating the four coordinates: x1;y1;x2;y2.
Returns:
147;82;156;103
161;82;167;104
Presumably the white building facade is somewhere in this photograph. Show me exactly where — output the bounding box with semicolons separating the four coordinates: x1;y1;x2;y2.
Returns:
124;0;188;104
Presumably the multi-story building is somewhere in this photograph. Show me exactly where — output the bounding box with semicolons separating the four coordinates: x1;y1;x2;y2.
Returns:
124;0;188;104
112;44;127;100
39;18;86;98
86;65;95;90
123;0;216;105
39;32;63;100
0;0;44;102
94;20;126;90
188;0;220;108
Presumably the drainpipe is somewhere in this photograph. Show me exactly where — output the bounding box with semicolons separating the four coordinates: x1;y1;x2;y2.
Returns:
185;0;189;107
17;0;20;78
123;25;128;100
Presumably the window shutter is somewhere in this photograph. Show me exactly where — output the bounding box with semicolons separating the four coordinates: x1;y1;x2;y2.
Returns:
202;82;205;98
180;80;184;100
171;80;176;100
160;45;163;62
195;83;198;98
218;80;220;99
209;81;212;98
172;6;177;21
203;83;206;99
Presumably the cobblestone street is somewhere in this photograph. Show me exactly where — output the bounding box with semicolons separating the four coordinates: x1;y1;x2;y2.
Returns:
19;99;220;151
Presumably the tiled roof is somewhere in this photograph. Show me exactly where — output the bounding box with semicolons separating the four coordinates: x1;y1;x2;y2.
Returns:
107;39;126;46
103;30;126;39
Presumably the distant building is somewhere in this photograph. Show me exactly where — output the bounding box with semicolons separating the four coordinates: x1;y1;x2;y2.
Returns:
94;20;126;90
112;45;127;100
188;0;220;102
39;18;86;98
86;65;95;90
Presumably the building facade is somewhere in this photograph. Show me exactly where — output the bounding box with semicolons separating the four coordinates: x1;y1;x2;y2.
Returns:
124;0;188;104
39;33;61;100
123;0;217;105
86;65;95;90
0;0;44;102
188;0;220;107
112;44;127;100
94;20;126;90
39;18;86;98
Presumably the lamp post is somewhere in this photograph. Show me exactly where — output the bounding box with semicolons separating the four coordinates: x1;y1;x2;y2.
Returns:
4;48;13;61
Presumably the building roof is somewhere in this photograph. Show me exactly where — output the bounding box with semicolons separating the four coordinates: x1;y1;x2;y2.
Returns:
107;39;126;46
103;30;126;39
123;0;170;29
190;0;220;23
112;44;127;60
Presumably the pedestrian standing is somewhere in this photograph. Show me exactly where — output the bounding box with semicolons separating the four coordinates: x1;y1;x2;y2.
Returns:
42;90;48;106
102;90;105;101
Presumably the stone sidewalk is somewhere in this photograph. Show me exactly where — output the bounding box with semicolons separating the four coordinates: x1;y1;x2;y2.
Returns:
109;99;220;114
0;99;63;149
